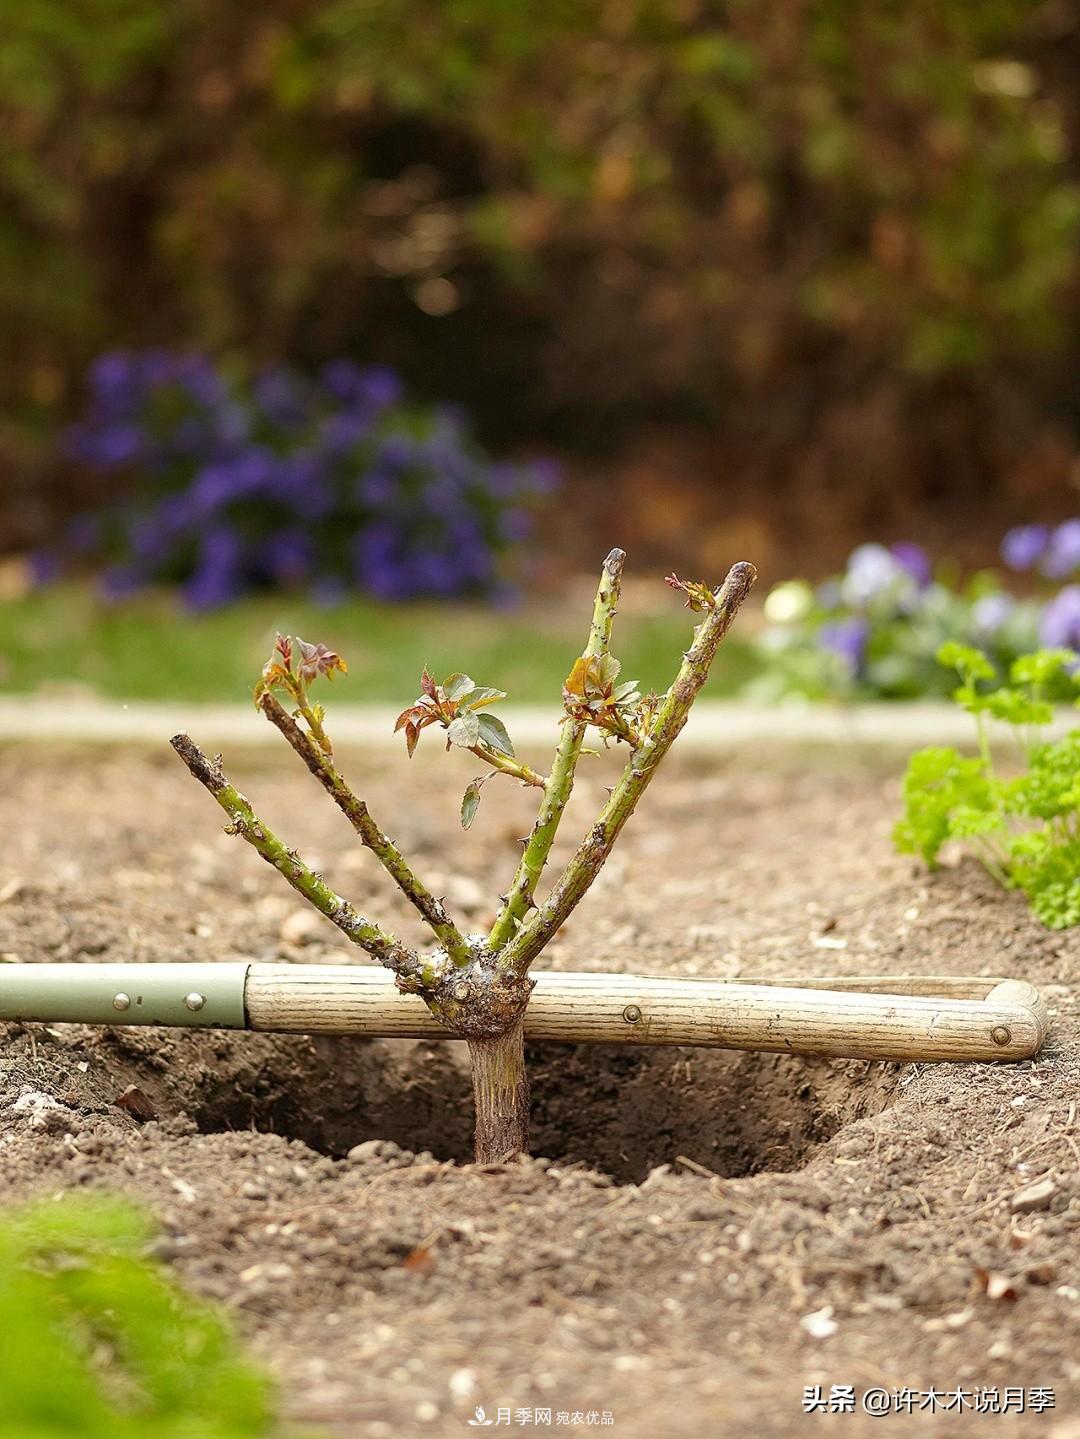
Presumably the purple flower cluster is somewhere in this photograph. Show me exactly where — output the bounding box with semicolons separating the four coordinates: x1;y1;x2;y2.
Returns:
753;520;1080;702
1001;520;1080;581
817;542;934;675
1040;586;1080;650
54;350;556;609
1000;520;1080;648
795;530;1080;696
818;616;871;674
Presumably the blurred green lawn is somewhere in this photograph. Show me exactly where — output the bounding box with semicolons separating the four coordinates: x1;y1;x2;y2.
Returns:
0;585;757;703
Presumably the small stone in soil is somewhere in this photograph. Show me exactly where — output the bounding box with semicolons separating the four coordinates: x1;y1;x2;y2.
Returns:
346;1138;415;1166
1010;1177;1056;1212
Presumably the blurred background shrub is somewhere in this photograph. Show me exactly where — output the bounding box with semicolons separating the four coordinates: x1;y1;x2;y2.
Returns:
5;0;1080;576
44;349;551;607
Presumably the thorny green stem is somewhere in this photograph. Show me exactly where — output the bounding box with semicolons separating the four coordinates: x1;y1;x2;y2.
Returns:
498;560;757;974
259;694;472;966
488;548;626;952
170;732;425;985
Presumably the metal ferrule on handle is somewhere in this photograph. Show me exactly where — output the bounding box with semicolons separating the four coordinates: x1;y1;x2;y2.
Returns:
0;964;1047;1064
0;963;249;1030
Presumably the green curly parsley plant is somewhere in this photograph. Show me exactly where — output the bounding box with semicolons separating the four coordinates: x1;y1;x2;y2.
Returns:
894;643;1080;929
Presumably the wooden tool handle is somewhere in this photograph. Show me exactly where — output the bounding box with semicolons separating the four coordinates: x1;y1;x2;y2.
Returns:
244;966;1047;1062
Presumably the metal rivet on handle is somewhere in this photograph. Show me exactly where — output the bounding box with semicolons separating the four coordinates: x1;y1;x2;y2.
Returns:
184;992;206;1012
112;993;131;1012
990;1025;1012;1047
622;1004;642;1024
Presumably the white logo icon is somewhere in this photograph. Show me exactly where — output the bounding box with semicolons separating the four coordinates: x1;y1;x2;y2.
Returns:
468;1408;494;1427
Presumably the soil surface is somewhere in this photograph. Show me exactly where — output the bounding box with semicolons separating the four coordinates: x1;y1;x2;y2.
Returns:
0;740;1077;1438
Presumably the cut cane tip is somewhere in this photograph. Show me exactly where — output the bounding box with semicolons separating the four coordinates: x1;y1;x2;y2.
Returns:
604;547;627;572
718;560;757;595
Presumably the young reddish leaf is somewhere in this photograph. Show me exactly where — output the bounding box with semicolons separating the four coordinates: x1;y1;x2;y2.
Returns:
461;779;483;829
476;712;514;756
405;721;420;757
665;573;716;612
447;711;481;748
253;659;293;708
562;656;591;702
420;666;439;700
394;706;419;733
296;637;347;684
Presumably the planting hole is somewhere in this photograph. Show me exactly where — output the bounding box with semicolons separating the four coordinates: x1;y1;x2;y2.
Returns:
171;1033;900;1183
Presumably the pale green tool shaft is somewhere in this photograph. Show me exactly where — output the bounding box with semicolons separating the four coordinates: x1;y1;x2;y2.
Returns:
0;962;248;1029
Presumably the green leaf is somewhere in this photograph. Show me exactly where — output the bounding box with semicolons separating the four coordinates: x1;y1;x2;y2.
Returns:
0;1196;276;1436
896;676;1080;931
475;712;514;755
443;673;475;700
892;745;994;867
463;685;508;709
1010;649;1079;687
461;779;483;829
937;642;996;683
951;681;989;715
447;711;481;748
983;689;1053;727
595;653;621;688
949;805;1004;838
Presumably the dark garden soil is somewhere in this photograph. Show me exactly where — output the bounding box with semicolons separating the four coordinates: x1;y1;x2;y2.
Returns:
0;741;1077;1438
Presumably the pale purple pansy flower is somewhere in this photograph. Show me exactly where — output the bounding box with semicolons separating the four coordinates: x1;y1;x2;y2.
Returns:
890;542;931;588
1039;585;1080;650
818;616;870;675
1041;520;1080;580
841;544;909;608
1001;524;1050;573
971;592;1016;640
